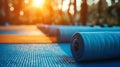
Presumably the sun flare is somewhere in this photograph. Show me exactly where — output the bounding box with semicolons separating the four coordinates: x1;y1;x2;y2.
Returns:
32;0;44;7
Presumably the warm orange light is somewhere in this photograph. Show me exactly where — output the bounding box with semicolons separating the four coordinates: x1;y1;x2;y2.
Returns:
32;0;44;8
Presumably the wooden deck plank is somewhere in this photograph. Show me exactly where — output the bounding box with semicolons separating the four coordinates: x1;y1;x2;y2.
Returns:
0;34;57;44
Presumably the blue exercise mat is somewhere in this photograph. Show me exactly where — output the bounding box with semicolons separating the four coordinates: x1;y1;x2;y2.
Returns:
0;31;42;35
0;31;23;34
57;26;120;43
0;44;120;67
71;32;120;61
41;25;92;35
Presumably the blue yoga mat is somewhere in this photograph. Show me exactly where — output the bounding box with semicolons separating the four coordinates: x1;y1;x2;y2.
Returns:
44;25;92;35
1;44;120;67
37;25;120;43
71;32;120;61
0;31;42;35
57;26;120;43
0;31;24;34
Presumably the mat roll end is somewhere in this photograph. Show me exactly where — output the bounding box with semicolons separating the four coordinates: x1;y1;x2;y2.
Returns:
71;32;120;62
71;33;84;61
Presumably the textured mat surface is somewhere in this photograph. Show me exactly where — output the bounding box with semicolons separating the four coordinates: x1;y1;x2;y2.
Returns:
0;44;120;67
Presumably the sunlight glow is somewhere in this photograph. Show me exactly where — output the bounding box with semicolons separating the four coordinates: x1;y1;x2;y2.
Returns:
106;0;112;6
24;0;29;4
76;0;82;11
10;7;14;12
20;11;24;16
32;0;44;8
69;5;74;15
62;0;70;11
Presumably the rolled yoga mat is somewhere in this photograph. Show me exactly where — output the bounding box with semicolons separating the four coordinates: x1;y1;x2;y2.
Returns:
45;25;92;36
57;26;120;43
71;32;120;61
49;25;120;35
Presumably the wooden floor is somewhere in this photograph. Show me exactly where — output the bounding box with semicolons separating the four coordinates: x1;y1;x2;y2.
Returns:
0;25;57;44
